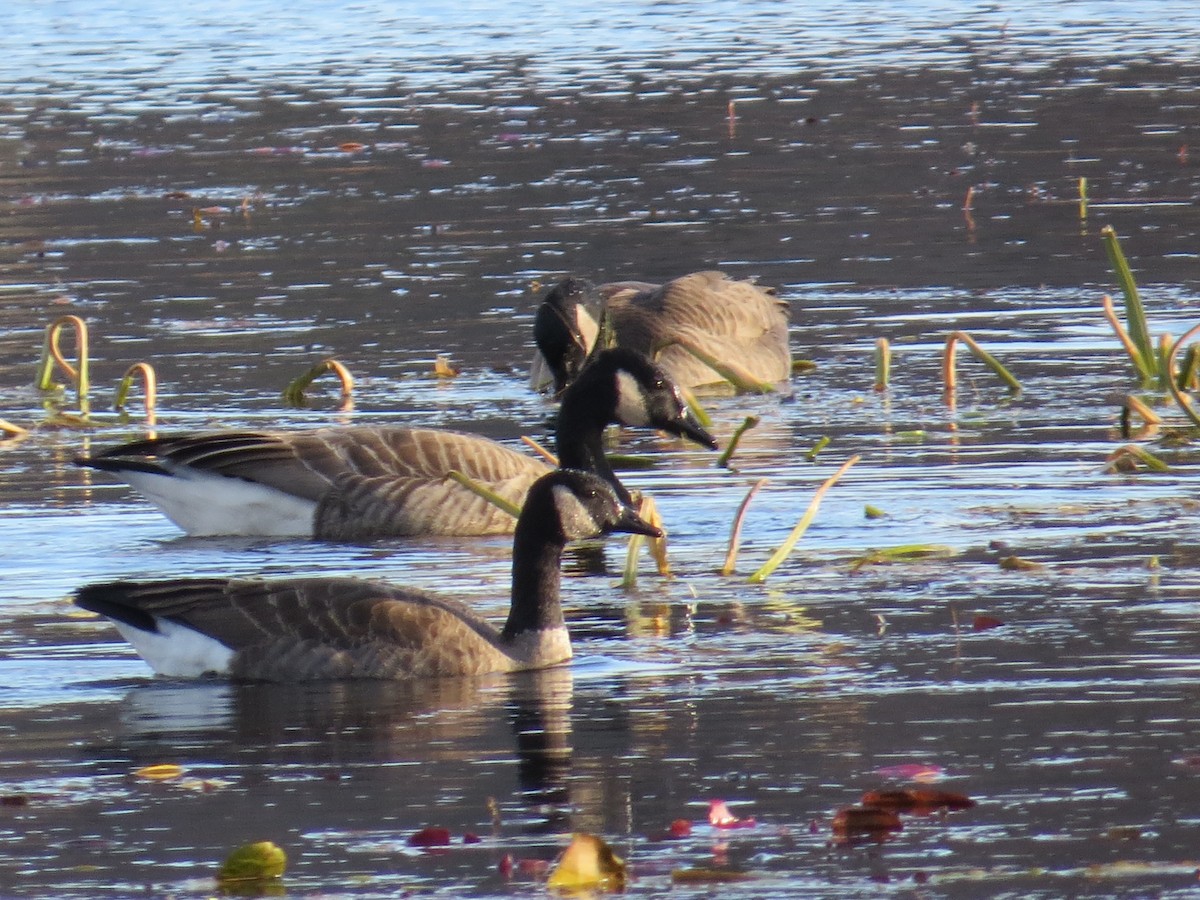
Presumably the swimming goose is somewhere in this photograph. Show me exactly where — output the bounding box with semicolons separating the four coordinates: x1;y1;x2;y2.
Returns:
74;470;661;680
75;348;715;539
532;270;791;394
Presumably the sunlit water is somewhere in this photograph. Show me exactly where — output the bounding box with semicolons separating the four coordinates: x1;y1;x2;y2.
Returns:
2;2;1200;897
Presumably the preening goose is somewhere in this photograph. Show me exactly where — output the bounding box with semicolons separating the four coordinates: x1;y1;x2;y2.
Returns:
532;270;791;394
75;348;716;539
74;470;661;680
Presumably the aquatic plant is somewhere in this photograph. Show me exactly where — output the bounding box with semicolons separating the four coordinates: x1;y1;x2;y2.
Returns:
942;331;1021;398
748;455;860;583
282;357;354;407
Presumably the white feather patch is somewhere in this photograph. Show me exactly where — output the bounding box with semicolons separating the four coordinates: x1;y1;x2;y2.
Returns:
551;484;600;540
574;304;600;354
110;617;234;677
613;370;651;426
119;469;316;537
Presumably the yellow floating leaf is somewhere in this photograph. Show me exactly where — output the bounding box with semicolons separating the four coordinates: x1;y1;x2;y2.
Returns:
433;355;460;378
547;833;626;891
217;840;287;885
134;763;185;781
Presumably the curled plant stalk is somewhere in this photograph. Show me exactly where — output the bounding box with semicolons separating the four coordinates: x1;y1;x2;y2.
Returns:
717;415;760;468
1166;322;1200;429
1101;225;1156;384
115;362;159;426
1101;294;1152;383
282;358;354;408
942;331;1021;401
721;477;768;576
748;455;861;584
36;315;91;409
622;493;668;587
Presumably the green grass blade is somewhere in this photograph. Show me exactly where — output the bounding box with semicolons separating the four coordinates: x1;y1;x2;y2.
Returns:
748;455;859;584
445;470;522;518
717;415;760;468
1102;225;1155;376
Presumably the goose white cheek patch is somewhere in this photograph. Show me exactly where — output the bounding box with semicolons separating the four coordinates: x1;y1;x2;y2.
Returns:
613;371;651;426
551;485;601;540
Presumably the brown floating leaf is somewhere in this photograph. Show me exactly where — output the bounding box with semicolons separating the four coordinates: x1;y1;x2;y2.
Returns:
999;555;1044;571
831;806;903;838
972;614;1005;631
547;833;627;891
861;788;976;813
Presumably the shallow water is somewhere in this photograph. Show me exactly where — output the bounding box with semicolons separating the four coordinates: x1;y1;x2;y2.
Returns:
3;2;1200;897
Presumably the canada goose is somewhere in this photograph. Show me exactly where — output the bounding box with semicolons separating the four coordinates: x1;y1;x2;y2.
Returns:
532;270;791;394
75;349;715;539
73;470;661;680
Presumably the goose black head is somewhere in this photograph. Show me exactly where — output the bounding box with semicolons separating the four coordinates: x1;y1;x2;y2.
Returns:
565;348;718;450
524;469;662;543
533;278;603;395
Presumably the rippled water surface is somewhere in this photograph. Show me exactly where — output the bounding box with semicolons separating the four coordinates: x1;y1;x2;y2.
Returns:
3;2;1200;897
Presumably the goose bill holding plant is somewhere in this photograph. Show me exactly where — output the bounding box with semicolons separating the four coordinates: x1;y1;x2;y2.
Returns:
75;348;715;539
531;270;792;395
73;470;661;680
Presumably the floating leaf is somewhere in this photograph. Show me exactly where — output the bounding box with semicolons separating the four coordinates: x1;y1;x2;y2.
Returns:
861;788;976;812
831;806;903;838
134;763;185;781
547;833;626;891
864;504;886;519
873;763;945;782
217;840;287;885
408;826;452;847
850;544;956;570
433;355;459;378
972;614;1005;631
998;555;1044;571
668;819;692;838
671;868;755;883
708;799;756;829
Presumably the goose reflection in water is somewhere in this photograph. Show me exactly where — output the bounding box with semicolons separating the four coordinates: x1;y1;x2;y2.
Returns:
106;667;580;835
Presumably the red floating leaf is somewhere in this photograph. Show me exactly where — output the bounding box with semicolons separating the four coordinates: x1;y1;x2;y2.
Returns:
462;832;482;844
861;788;976;813
407;826;452;847
972;614;1005;630
708;800;756;829
338;142;366;153
498;854;514;878
517;858;549;876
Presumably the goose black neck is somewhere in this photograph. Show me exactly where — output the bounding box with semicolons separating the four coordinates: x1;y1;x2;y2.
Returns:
501;518;568;641
554;364;632;505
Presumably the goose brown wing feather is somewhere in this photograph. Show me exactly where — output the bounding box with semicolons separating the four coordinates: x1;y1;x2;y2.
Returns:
80;578;518;679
